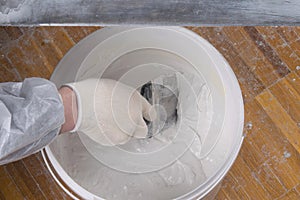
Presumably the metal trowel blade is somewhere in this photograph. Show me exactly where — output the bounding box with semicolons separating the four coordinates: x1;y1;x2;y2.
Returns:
140;74;178;138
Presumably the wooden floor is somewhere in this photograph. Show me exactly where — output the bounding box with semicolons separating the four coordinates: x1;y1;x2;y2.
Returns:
0;26;299;200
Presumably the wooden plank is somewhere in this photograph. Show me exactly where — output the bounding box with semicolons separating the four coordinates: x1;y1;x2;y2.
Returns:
18;34;53;78
5;162;46;199
31;27;62;70
280;189;300;200
21;154;70;200
239;139;266;173
227;156;271;199
214;188;229;200
63;27;89;43
220;171;251;199
256;90;300;153
244;27;290;77
0;166;24;199
3;27;23;41
285;72;300;95
256;27;300;71
82;27;101;35
251;163;287;199
190;27;265;102
0;49;21;82
41;27;75;57
0;27;10;44
296;184;300;194
1;0;300;25
222;27;288;86
6;45;36;79
269;78;300;123
242;99;300;191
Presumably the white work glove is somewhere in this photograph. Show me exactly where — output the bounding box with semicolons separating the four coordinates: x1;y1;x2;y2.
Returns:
64;79;156;146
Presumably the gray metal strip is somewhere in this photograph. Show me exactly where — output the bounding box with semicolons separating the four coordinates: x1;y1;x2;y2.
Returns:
1;0;300;26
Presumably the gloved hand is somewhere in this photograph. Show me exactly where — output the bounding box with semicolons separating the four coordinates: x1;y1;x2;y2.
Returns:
65;79;156;146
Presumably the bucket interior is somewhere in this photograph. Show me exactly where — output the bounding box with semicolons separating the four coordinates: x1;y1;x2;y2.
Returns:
46;27;244;200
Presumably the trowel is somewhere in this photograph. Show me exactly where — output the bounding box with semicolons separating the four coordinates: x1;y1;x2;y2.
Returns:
140;74;179;138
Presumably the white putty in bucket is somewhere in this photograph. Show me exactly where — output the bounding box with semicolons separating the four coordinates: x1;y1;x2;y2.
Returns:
55;71;213;199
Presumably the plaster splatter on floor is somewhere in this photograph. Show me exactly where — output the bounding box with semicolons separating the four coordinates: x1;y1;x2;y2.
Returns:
283;151;291;158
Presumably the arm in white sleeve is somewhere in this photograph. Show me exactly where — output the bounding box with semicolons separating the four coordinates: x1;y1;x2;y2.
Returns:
0;78;65;165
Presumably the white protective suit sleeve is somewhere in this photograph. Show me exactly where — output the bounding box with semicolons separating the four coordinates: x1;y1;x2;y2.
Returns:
0;78;65;165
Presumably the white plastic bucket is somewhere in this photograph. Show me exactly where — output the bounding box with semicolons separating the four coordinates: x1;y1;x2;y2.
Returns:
42;27;244;200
